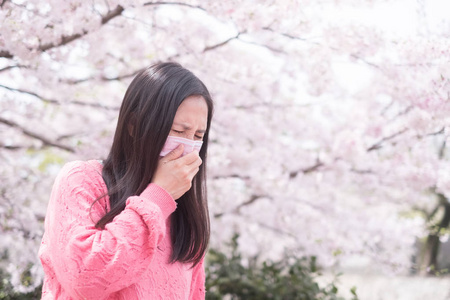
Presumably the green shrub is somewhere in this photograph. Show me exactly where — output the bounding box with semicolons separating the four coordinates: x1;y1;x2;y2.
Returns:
206;235;358;300
0;269;41;300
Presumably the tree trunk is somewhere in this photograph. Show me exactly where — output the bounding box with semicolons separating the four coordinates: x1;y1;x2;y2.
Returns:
420;196;450;275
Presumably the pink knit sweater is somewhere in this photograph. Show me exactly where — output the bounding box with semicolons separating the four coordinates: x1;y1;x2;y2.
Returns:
39;160;205;299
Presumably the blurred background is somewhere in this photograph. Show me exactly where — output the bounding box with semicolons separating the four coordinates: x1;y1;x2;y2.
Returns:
1;0;450;299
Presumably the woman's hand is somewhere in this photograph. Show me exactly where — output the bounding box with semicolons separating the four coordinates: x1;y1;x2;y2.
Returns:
152;144;202;200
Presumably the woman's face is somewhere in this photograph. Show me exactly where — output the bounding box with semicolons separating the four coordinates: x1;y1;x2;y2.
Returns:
170;95;208;141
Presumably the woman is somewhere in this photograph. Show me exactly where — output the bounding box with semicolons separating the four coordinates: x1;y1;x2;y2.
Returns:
39;62;213;299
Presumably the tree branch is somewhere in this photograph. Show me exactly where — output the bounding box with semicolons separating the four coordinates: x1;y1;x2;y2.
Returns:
0;143;28;150
350;168;374;174
237;38;284;54
289;159;323;179
0;65;24;73
388;105;413;122
262;27;383;70
235;194;269;211
0;84;119;110
101;67;145;81
0;117;75;152
101;5;125;24
203;31;283;55
439;140;446;160
0;50;13;59
233;102;302;110
367;122;441;153
350;53;382;70
0;5;124;59
0;84;60;104
143;1;206;11
367;128;409;151
288;126;439;177
262;27;310;42
39;5;124;52
214;194;270;218
204;32;243;52
255;220;297;239
63;66;147;84
212;174;250;180
426;127;445;137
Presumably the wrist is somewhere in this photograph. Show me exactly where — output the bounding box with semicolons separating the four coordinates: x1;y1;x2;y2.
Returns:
139;183;177;218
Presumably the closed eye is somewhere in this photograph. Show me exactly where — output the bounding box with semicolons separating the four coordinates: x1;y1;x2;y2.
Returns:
171;128;203;140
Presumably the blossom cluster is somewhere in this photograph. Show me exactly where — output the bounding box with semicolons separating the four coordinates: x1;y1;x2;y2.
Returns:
1;0;449;292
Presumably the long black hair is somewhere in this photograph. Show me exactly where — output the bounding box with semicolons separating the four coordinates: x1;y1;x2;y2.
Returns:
95;62;213;266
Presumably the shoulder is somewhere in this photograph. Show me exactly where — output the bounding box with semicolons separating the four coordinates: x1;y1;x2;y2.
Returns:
60;159;102;176
58;160;102;178
50;160;108;214
54;160;105;192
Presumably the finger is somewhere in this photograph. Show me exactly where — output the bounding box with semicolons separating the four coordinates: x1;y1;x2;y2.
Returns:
187;166;200;179
178;151;200;165
188;156;202;168
185;158;202;178
162;144;184;162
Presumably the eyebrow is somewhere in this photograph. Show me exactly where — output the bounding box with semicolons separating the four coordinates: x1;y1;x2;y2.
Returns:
173;122;206;133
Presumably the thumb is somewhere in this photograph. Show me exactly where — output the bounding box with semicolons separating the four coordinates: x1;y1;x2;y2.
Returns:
163;144;184;161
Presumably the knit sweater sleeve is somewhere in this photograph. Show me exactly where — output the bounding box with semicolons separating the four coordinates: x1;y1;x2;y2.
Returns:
42;161;176;299
189;258;206;299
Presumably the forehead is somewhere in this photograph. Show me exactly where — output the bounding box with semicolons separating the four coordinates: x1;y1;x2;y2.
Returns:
173;95;208;126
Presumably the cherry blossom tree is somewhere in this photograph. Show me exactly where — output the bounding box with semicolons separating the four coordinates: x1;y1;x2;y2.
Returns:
1;0;449;293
